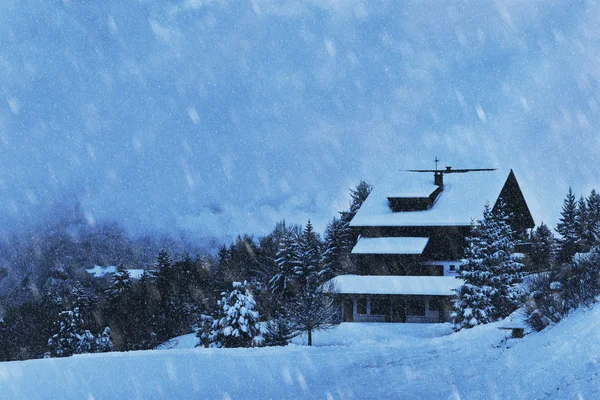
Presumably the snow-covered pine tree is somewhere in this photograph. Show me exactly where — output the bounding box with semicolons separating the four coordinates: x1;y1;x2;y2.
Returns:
208;281;264;348
453;218;496;329
319;217;347;281
487;201;524;318
575;196;590;252
93;327;114;353
528;222;555;272
293;220;321;290
349;180;373;215
339;181;372;252
156;249;172;270
106;264;133;299
269;229;298;299
556;188;579;263
586;189;600;247
47;307;95;357
453;202;524;329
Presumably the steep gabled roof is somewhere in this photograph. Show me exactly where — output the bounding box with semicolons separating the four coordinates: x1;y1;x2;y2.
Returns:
350;169;529;228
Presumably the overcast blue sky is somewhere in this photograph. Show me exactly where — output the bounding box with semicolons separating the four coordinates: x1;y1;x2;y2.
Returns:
0;0;598;242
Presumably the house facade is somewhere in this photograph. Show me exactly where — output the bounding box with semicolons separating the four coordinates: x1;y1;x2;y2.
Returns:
329;167;534;323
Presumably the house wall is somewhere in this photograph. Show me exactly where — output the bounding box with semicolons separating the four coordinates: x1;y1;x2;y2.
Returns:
341;294;454;323
423;260;461;276
353;225;470;261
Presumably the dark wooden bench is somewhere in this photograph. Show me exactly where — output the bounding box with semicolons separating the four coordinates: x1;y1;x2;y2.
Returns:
499;326;525;338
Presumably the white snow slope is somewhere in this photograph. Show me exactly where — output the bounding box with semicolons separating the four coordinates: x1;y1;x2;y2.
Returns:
1;305;600;399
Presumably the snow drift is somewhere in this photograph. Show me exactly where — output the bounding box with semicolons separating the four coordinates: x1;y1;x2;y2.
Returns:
1;304;599;399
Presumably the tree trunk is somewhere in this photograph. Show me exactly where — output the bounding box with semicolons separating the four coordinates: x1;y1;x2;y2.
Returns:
308;329;312;346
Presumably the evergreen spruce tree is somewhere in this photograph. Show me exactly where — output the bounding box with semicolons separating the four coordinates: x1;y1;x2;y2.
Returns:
94;327;114;353
293;220;321;290
340;181;372;252
556;188;579;263
319;217;347;281
106;264;133;298
586;190;600;247
349;180;373;215
104;265;134;350
453;219;496;329
488;202;524;317
269;229;298;299
453;202;524;329
528;223;555;272
156;249;172;270
207;281;263;348
48;307;95;357
575;196;590;252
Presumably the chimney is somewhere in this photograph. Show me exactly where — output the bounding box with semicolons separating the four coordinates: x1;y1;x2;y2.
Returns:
445;166;452;172
434;171;443;186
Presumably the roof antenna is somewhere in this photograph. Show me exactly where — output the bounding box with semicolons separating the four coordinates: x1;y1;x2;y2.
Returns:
434;156;439;171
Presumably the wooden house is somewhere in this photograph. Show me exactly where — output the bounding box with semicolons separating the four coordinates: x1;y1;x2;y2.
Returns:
328;167;534;323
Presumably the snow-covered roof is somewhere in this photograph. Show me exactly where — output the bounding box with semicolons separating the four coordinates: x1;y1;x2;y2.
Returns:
351;237;429;255
386;180;439;198
350;169;511;227
85;265;146;280
327;275;464;296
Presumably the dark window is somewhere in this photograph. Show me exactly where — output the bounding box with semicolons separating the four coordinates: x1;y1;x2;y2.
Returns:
406;296;426;316
429;297;441;311
370;297;389;315
343;298;354;322
449;265;456;271
357;296;367;315
424;265;444;276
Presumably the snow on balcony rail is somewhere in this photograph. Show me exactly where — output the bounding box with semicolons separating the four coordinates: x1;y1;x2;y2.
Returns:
326;275;464;296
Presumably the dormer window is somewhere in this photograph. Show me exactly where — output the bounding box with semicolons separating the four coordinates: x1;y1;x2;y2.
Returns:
387;185;443;212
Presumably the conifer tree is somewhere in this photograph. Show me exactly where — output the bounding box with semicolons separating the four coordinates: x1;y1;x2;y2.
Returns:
94;327;114;353
528;223;555;272
575;196;590;252
269;229;298;299
106;264;133;299
48;307;95;357
319;217;347;281
453;218;496;329
488;202;525;317
453;202;524;329
556;188;579;263
207;281;263;348
293;220;321;290
340;181;372;252
105;265;134;350
586;189;600;247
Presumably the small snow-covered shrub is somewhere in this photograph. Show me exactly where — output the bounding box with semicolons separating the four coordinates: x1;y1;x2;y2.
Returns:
47;307;111;357
205;282;264;348
263;315;298;347
525;247;600;331
524;273;566;332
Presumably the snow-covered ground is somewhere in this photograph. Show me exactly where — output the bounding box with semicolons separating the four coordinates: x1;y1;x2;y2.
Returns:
2;306;600;399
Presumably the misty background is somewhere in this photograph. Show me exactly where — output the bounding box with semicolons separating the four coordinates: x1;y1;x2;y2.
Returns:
0;0;598;243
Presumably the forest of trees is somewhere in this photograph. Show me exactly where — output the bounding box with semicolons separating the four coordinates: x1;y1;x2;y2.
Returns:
1;180;599;361
453;187;600;332
0;181;372;360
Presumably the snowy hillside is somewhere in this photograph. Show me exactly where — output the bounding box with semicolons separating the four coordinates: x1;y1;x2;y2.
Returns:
1;305;599;399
